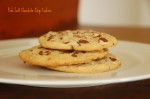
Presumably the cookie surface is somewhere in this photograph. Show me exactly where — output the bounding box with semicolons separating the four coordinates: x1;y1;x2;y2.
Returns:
39;30;117;51
19;46;108;66
48;54;121;73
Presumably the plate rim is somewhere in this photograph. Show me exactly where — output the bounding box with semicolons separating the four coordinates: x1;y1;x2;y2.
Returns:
0;38;150;87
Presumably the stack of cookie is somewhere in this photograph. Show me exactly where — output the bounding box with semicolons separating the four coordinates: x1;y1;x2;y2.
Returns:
19;30;121;73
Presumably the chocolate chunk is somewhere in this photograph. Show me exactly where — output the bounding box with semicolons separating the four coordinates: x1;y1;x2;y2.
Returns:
63;42;69;44
94;58;100;61
39;50;51;55
99;37;108;42
44;50;51;55
71;51;78;57
47;35;54;41
103;48;108;51
77;39;89;46
109;57;117;61
39;51;43;55
60;37;63;40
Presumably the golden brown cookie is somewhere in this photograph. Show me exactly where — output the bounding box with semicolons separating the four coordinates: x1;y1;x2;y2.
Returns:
19;46;108;67
48;54;121;73
39;30;117;51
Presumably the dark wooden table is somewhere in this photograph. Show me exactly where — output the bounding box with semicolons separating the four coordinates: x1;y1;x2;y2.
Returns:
0;26;150;99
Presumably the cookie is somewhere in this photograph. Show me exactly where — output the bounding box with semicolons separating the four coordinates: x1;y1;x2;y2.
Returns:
19;46;108;67
48;54;121;73
39;30;117;51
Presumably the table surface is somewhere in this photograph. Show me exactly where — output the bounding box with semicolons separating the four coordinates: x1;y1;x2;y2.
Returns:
0;26;150;99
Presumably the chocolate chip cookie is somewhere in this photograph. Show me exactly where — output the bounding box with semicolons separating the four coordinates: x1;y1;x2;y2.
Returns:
48;54;121;73
19;46;108;67
39;30;117;51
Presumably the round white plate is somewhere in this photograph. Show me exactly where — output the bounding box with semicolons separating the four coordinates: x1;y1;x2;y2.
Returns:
0;38;150;88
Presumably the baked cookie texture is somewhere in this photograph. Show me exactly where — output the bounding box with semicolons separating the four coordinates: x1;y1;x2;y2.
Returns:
39;30;117;51
19;30;121;73
48;54;121;73
19;46;108;66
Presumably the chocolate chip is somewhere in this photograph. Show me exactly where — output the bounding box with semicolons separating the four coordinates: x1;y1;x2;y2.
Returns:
63;42;69;44
47;35;54;41
94;58;100;61
99;37;108;42
77;39;89;46
109;57;117;61
39;51;43;55
44;50;51;55
103;48;108;51
60;37;63;40
39;50;51;55
71;51;78;57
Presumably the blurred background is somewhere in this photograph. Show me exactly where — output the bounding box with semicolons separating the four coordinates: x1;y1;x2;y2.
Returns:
0;0;150;39
79;0;150;27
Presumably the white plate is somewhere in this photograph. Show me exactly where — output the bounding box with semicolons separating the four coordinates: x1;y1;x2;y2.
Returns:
0;38;150;88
